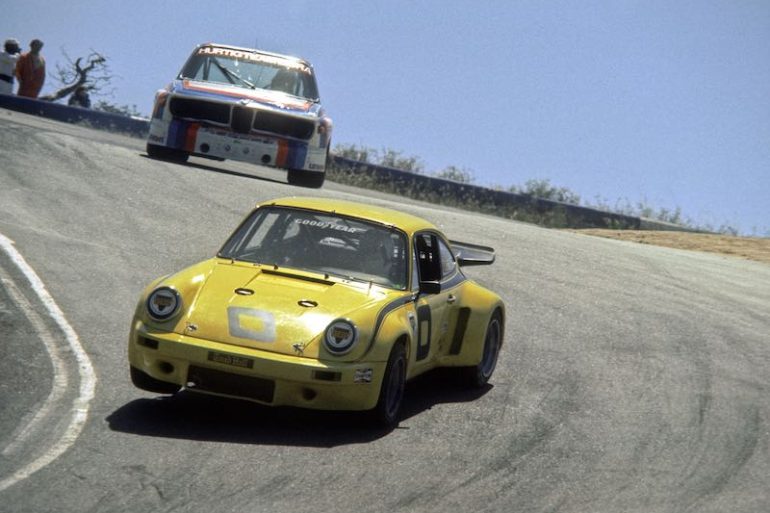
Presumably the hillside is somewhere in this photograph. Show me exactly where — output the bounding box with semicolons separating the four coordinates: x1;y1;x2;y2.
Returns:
572;230;770;265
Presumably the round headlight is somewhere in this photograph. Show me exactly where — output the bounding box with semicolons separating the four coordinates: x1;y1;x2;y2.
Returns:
146;287;181;321
324;320;359;355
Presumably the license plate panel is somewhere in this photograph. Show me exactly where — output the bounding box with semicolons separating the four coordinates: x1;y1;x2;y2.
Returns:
207;351;254;369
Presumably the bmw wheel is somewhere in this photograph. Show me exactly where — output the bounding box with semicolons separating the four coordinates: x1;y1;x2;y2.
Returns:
287;168;325;188
146;143;189;163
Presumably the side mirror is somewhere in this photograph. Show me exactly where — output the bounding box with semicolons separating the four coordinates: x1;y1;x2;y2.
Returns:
419;281;441;295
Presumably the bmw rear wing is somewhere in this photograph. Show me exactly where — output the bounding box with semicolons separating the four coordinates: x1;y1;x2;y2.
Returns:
449;240;495;267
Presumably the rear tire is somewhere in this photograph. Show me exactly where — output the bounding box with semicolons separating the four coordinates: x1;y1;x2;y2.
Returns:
146;143;189;163
462;313;502;388
370;343;407;427
130;366;181;394
287;168;325;188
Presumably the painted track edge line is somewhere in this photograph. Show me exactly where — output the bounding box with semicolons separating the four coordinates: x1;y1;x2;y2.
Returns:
0;233;97;493
0;272;69;457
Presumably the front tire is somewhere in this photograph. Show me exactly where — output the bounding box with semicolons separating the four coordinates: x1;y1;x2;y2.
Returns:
371;343;407;427
287;168;325;188
146;143;189;163
130;366;181;394
462;313;502;387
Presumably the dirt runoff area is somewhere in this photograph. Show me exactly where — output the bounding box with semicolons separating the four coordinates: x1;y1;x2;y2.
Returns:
572;230;770;265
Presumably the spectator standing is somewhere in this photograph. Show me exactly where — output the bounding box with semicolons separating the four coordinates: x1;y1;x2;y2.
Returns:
68;85;91;108
0;39;21;95
15;39;46;98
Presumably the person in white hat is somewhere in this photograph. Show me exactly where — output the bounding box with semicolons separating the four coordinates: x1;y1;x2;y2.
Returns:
0;38;21;95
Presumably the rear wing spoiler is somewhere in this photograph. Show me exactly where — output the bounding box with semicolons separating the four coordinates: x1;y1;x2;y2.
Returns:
449;240;496;267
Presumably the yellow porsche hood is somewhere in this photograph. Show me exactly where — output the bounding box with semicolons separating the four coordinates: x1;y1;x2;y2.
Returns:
170;259;394;359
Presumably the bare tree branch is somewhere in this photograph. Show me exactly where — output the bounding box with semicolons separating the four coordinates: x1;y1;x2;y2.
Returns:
40;49;112;102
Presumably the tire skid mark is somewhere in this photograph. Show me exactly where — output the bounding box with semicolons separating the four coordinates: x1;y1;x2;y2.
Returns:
680;406;761;513
627;309;763;512
0;233;97;493
454;373;584;492
491;376;586;512
676;323;763;511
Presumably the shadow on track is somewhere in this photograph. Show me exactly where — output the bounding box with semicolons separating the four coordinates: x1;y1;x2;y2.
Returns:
140;153;287;186
106;369;491;447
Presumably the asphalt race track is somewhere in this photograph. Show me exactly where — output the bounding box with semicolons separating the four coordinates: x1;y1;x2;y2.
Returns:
1;108;769;513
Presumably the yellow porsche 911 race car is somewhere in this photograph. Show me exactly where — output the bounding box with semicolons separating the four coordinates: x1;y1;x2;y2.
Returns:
128;197;504;426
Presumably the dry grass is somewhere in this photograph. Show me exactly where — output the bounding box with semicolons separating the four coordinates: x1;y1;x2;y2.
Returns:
571;230;770;265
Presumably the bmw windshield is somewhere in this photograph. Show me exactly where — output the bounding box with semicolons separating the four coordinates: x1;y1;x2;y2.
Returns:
218;207;409;290
179;46;320;101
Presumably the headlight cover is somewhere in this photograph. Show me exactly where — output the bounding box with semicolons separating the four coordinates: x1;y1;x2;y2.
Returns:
146;287;181;321
324;319;359;355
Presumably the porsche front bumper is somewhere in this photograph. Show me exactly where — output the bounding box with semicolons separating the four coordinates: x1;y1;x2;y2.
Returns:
128;321;385;411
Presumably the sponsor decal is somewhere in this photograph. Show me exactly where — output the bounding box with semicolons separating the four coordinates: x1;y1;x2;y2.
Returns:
354;368;373;384
198;46;312;74
148;134;164;143
293;218;365;234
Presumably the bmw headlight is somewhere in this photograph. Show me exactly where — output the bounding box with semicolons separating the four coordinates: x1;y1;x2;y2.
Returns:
146;287;181;321
324;320;359;355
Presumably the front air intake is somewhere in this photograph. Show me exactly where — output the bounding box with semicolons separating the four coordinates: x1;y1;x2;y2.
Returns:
231;106;254;134
253;110;315;140
169;98;231;124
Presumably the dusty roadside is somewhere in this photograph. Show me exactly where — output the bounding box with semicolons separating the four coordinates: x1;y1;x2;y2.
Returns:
571;230;770;265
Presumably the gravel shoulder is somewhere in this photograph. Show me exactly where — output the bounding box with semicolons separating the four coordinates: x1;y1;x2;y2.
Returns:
571;230;770;265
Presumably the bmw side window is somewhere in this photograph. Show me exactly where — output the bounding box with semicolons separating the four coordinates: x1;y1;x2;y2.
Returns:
301;74;320;101
179;55;203;79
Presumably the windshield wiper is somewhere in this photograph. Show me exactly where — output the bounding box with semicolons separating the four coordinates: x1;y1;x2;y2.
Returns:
260;267;334;285
211;58;256;89
320;269;373;286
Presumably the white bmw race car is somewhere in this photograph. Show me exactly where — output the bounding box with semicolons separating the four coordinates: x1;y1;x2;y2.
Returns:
146;43;332;188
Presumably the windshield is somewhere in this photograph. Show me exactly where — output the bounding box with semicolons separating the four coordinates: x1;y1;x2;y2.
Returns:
219;207;409;290
179;46;320;101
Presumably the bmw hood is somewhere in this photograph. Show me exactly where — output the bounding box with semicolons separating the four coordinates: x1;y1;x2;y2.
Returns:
176;260;390;359
171;79;322;116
